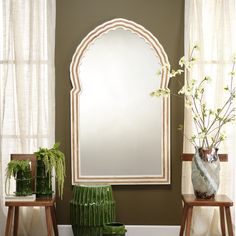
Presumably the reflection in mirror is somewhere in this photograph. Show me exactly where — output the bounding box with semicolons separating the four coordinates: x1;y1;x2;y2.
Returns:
70;18;170;184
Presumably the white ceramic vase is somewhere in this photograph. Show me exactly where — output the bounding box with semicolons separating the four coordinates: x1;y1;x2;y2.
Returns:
191;147;220;199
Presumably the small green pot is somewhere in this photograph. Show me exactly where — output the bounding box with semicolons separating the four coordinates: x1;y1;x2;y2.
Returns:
15;169;32;196
103;222;127;236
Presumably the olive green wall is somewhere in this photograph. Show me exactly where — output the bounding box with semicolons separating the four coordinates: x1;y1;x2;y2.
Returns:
55;0;184;225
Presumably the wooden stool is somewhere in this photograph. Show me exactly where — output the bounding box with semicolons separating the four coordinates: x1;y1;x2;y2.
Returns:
5;197;58;236
4;154;59;236
180;194;234;236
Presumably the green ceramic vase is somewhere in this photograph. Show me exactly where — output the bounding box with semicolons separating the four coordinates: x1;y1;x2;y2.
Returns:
15;168;32;196
36;160;53;198
70;184;116;236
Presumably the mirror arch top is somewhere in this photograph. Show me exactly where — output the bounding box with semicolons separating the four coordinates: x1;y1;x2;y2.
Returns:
70;18;170;185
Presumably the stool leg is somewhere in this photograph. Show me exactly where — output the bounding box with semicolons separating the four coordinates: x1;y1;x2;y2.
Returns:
50;205;58;236
13;206;19;236
179;204;188;236
5;206;14;236
45;206;53;236
225;206;234;236
219;206;226;236
185;206;193;236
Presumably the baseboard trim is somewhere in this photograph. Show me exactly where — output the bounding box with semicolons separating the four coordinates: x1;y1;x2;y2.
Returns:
58;225;180;236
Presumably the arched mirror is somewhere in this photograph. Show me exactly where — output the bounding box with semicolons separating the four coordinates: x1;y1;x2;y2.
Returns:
70;18;170;184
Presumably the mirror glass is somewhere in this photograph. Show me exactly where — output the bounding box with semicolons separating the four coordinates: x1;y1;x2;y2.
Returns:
70;18;170;184
80;28;163;176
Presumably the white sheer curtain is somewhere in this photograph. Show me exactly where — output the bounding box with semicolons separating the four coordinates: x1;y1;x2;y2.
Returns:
0;0;55;235
183;0;236;235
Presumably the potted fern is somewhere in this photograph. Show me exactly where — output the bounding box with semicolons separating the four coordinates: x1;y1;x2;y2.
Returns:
34;143;66;199
5;160;32;196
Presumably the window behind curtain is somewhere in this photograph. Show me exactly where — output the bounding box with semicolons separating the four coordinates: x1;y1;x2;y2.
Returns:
183;0;236;234
0;1;55;235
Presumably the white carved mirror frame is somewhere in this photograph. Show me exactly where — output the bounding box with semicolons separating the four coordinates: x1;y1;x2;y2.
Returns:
70;18;170;185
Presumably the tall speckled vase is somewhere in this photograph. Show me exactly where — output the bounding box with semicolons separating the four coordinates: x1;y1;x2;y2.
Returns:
70;184;116;236
191;147;220;199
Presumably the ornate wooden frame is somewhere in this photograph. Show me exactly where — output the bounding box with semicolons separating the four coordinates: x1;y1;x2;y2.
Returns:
70;18;170;185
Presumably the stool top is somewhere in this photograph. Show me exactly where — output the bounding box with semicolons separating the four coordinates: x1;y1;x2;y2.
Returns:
182;194;233;207
5;196;56;207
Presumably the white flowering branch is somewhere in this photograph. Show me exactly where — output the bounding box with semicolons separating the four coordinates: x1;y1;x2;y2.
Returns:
151;46;236;149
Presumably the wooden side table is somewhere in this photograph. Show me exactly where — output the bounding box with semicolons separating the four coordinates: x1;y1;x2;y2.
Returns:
5;197;58;236
180;194;234;236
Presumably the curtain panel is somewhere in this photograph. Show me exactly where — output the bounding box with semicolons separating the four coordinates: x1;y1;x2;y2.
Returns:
183;0;236;235
0;0;55;235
